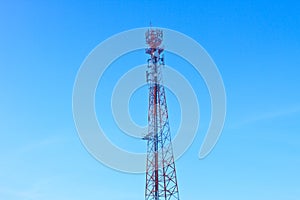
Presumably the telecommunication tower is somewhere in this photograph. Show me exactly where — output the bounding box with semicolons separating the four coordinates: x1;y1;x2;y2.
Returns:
143;28;180;200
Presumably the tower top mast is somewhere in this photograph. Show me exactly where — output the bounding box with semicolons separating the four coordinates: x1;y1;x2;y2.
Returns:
145;28;163;48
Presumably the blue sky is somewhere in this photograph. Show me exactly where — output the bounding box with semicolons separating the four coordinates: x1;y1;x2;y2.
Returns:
1;0;300;199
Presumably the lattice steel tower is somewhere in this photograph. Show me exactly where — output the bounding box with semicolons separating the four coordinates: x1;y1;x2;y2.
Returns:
143;28;180;200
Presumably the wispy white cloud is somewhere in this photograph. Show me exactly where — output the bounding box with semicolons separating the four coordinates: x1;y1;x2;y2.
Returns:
231;105;300;129
0;179;47;200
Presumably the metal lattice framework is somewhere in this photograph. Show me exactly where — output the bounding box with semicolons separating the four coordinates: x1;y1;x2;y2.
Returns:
144;28;180;200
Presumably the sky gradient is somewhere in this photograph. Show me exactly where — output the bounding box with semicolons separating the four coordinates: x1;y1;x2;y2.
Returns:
1;0;300;199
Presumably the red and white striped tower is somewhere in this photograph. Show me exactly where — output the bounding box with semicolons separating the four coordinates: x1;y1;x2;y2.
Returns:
144;28;180;200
